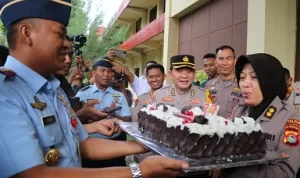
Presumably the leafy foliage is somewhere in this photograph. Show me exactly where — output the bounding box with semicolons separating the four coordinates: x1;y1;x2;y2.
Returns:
195;70;208;83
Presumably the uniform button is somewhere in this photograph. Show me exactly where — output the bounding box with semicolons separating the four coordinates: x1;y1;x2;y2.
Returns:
50;136;56;142
46;83;52;90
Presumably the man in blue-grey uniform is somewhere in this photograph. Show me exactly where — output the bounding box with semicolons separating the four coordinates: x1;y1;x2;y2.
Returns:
76;58;131;168
0;0;188;178
76;59;132;123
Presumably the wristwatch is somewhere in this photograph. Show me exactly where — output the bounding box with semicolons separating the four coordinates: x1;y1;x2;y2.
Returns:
129;163;142;178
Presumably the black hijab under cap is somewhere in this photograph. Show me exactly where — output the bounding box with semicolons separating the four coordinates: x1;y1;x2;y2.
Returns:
235;53;286;120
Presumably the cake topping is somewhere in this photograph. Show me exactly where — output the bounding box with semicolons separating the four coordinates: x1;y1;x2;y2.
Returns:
140;104;263;137
181;106;191;114
194;115;209;125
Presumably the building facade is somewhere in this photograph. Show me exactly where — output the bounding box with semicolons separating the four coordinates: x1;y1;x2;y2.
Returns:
109;0;298;82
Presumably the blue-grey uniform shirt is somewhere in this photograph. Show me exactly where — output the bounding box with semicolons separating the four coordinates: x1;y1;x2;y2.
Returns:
0;56;88;177
76;84;131;139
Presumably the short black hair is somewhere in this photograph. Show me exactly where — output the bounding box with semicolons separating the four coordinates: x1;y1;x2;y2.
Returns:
6;18;40;49
6;20;19;49
283;67;291;79
216;45;235;55
0;45;9;67
146;64;165;76
146;60;157;66
203;53;216;60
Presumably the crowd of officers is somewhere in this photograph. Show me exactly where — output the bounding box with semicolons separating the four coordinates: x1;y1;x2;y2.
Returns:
1;0;300;178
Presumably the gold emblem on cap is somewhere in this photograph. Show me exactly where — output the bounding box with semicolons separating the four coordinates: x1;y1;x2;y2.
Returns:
183;56;189;62
45;148;60;166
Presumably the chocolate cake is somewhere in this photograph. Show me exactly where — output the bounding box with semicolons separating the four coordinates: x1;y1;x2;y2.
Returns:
137;104;267;159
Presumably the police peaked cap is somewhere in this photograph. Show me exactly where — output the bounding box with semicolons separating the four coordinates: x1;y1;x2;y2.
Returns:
171;55;195;70
92;58;113;68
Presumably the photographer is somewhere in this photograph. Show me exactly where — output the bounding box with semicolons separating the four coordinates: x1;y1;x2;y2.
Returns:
108;49;168;96
70;34;93;79
68;66;90;95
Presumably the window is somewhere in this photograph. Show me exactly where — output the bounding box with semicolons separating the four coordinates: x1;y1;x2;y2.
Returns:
134;68;140;77
136;18;142;32
149;5;157;23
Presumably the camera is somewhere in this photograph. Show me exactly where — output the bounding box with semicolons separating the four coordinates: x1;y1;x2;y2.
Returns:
71;34;87;56
114;72;125;82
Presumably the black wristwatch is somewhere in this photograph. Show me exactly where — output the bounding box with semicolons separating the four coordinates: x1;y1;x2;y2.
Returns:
129;163;142;178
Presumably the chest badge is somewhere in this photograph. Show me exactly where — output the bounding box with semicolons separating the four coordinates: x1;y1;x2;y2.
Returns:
31;96;47;111
162;97;174;102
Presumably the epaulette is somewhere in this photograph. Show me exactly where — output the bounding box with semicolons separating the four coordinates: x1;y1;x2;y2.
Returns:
80;85;90;91
233;77;238;83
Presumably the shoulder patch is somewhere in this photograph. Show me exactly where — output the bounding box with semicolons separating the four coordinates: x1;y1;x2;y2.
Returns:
0;68;16;77
283;118;300;147
80;85;90;91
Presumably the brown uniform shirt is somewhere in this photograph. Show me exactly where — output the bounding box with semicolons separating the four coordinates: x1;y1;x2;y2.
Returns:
229;96;300;178
205;76;244;119
286;82;300;112
153;84;208;110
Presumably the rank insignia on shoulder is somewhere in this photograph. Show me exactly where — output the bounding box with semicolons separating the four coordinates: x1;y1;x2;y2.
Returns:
80;85;90;91
263;106;276;119
233;87;240;91
171;88;176;96
285;86;294;100
31;96;47;111
210;85;216;90
0;68;16;77
191;89;195;97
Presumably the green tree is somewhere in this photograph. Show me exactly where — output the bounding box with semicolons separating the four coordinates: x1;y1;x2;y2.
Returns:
195;70;208;83
0;21;7;46
67;0;90;36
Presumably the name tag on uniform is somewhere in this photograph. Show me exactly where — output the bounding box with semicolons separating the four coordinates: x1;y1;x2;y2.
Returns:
41;115;56;127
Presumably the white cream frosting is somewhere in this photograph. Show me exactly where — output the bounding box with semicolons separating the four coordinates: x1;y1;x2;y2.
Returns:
141;104;263;138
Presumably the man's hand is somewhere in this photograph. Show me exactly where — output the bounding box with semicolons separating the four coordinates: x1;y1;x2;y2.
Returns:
108;49;117;60
75;55;85;67
76;99;108;123
91;118;120;136
70;67;80;78
140;156;189;178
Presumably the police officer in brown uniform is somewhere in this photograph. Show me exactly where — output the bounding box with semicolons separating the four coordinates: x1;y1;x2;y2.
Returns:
227;54;300;178
132;64;166;122
205;45;243;118
153;55;208;110
286;81;300;112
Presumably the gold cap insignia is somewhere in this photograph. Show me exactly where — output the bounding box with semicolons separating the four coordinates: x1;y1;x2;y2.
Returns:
183;56;189;62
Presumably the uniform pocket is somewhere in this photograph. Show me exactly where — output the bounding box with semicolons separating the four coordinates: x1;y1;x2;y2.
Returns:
36;120;63;148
